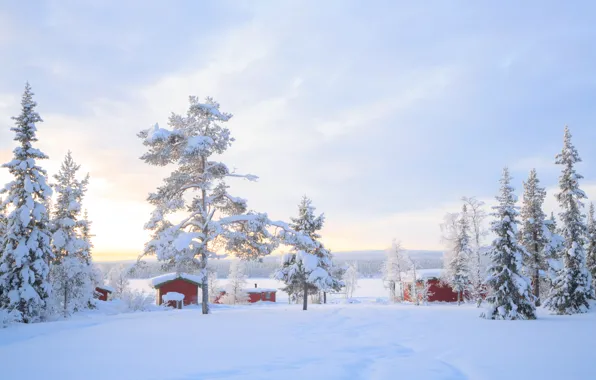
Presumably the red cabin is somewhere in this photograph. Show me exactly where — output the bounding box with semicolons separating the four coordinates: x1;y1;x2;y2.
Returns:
401;269;460;303
94;285;114;301
151;273;203;306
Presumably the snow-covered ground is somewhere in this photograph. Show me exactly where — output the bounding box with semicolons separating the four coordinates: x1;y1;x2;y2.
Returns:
1;279;595;379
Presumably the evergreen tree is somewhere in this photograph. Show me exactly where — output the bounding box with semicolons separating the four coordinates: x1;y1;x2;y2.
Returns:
519;169;549;306
0;84;53;323
139;97;300;315
586;203;596;292
446;205;472;305
49;152;94;316
0;197;7;259
481;168;536;320
545;127;593;314
274;196;338;311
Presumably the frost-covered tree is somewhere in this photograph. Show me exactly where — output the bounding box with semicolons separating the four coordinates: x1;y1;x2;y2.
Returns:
586;203;596;290
343;262;359;299
0;84;53;323
221;260;249;304
545;127;593;314
406;255;420;306
107;264;130;297
49;152;93;316
519;169;549;306
382;239;405;302
275;196;338;311
206;267;220;303
481;168;536;320
444;205;472;305
139;97;292;314
462;196;488;306
0;198;7;259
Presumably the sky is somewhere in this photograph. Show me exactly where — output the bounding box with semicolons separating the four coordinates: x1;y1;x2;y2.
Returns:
1;1;596;260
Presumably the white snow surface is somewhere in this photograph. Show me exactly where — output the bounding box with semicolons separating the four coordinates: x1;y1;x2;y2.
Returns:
1;293;595;379
401;268;444;281
161;292;185;302
245;288;277;293
149;272;203;287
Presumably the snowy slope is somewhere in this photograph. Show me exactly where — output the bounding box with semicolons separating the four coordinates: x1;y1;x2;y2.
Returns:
1;301;595;379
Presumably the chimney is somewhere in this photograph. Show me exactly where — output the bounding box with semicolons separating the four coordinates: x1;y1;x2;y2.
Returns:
254;283;257;288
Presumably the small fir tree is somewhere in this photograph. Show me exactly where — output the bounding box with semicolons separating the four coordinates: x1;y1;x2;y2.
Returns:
586;203;596;292
446;205;472;305
545;127;593;314
0;84;53;323
481;168;536;320
519;169;549;306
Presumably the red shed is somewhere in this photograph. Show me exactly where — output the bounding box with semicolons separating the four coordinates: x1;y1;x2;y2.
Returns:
150;273;203;306
401;269;460;303
94;285;114;301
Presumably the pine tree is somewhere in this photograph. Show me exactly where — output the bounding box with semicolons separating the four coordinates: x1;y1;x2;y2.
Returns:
0;83;53;323
382;239;405;302
139;97;288;315
545;127;593;314
274;196;338;311
586;203;596;292
446;205;472;305
519;169;549;306
49;152;94;316
481;168;536;320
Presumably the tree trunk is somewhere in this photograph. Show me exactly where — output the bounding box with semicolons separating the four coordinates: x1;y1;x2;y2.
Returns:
323;292;327;304
64;286;68;317
302;281;308;311
534;268;540;307
389;281;396;302
201;276;209;314
200;156;209;315
457;291;461;306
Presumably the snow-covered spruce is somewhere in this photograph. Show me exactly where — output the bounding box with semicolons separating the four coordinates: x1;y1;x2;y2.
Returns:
220;260;249;304
586;203;596;293
381;239;405;302
0;83;53;323
545;127;593;314
462;196;488;306
49;152;94;317
138;96;303;315
445;204;472;305
481;168;536;320
519;169;549;306
274;196;341;310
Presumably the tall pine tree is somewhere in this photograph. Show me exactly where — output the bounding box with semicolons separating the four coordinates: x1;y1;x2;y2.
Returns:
519;169;548;306
0;84;53;323
446;204;472;305
274;196;339;311
49;152;94;316
482;168;536;320
586;203;596;292
545;126;593;314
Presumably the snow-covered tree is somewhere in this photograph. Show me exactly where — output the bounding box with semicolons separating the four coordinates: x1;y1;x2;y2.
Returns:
481;168;536;320
586;203;596;291
0;197;7;259
519;169;549;306
107;264;130;297
274;196;338;311
544;213;564;288
206;266;220;302
49;152;94;316
444;205;472;305
0;84;53;323
462;196;488;306
381;239;405;302
343;262;359;299
221;260;249;304
139;97;291;314
545;127;593;314
406;255;420;306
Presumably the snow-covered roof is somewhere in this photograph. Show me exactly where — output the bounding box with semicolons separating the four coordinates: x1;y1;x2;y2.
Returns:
96;285;114;292
245;288;277;293
150;273;203;287
401;268;444;282
162;292;185;302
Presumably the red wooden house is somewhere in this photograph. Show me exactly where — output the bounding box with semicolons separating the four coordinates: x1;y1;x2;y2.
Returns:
213;284;277;304
94;285;114;301
401;269;460;303
151;273;203;306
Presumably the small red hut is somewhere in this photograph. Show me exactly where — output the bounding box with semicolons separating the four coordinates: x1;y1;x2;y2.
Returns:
401;269;460;303
94;285;114;301
151;273;203;306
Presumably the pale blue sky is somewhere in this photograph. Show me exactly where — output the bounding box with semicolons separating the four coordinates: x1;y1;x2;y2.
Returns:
1;1;596;258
